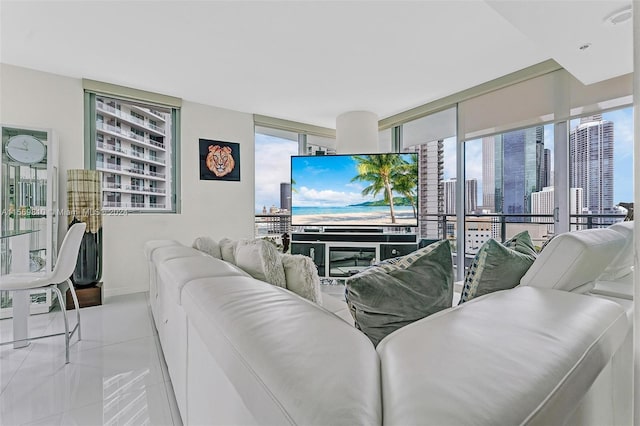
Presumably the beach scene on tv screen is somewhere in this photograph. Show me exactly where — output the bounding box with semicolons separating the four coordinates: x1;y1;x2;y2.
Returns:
291;154;418;227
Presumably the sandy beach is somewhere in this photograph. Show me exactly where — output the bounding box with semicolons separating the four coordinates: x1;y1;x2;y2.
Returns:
293;210;417;226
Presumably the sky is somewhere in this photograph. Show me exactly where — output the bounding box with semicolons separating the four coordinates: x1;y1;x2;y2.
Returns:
256;106;634;212
254;134;297;212
450;107;634;205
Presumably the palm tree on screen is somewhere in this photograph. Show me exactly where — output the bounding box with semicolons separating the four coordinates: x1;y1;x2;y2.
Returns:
393;153;418;218
351;154;405;224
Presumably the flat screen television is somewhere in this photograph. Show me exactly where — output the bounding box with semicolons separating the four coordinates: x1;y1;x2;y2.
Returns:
290;153;419;227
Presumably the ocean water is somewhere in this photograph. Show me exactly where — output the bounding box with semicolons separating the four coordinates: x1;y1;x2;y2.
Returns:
292;205;414;215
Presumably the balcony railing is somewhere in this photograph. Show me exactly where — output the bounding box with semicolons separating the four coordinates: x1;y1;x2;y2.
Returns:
97;101;166;136
96;161;122;171
255;212;627;244
97;141;166;164
102;182;122;190
420;212;626;244
125;185;166;194
97;162;166;180
255;214;292;236
96;122;166;151
102;201;167;209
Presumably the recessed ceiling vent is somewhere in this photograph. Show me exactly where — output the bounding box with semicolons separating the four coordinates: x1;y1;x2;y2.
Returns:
604;6;632;26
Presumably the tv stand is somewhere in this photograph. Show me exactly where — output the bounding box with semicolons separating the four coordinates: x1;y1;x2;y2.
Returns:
323;228;383;233
291;232;417;278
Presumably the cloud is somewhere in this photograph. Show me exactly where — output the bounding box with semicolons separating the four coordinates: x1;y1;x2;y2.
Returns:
255;135;298;210
464;140;483;180
293;186;365;207
442;138;457;180
606;108;634;160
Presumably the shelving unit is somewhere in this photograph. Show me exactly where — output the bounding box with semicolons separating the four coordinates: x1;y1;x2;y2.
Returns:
291;231;418;278
1;125;59;318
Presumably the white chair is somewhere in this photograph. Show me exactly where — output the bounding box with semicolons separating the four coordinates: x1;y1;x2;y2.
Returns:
0;222;86;363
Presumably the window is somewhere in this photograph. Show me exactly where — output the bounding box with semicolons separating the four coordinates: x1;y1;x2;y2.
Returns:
130;178;143;191
569;107;633;228
253;120;336;237
130;161;144;174
465;123;555;253
254;127;298;217
131;194;145;208
132;145;144;158
85;82;180;212
400;107;457;243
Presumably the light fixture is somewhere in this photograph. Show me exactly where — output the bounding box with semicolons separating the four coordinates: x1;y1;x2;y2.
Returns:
336;111;379;154
604;6;632;26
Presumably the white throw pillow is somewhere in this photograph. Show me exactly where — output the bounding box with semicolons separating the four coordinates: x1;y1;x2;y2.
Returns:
234;239;286;288
281;254;323;304
192;236;222;259
219;238;238;264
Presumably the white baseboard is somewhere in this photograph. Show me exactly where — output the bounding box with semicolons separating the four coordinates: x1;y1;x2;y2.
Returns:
103;285;148;299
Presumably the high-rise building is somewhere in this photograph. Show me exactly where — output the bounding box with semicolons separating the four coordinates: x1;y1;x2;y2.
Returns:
443;178;477;214
494;126;544;221
466;179;478;213
407;141;443;239
443;178;456;215
538;148;551;190
280;182;292;211
531;186;584;231
569;114;614;223
482;137;495;211
95;96;172;210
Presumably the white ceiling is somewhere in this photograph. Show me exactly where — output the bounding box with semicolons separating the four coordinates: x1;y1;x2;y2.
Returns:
0;0;633;129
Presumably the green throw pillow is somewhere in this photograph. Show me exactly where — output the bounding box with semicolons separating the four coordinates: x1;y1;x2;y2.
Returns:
345;239;454;347
459;231;537;304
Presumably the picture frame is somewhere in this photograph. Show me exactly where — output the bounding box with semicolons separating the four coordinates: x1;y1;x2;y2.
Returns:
199;139;240;181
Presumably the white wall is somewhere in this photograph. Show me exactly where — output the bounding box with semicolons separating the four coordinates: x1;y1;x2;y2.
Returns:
0;64;256;297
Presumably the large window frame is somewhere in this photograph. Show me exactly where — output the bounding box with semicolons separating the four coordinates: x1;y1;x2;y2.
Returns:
253;117;336;237
83;79;181;214
383;62;632;280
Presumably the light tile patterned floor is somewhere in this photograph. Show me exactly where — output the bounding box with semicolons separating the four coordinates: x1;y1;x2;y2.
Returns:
0;292;181;426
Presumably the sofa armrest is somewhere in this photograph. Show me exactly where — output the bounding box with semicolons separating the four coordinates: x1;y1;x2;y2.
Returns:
377;287;628;426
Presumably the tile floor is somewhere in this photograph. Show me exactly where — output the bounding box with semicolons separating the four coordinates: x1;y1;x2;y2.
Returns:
0;292;181;426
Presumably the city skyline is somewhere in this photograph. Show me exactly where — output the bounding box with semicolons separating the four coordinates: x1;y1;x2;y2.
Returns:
255;107;633;213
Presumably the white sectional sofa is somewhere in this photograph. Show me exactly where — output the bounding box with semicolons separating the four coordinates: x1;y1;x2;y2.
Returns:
145;223;634;426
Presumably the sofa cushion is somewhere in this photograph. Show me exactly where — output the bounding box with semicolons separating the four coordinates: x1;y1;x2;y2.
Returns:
281;254;322;303
459;231;536;304
192;236;222;259
181;276;381;426
520;228;626;293
144;239;180;260
219;238;238;264
157;255;250;304
151;245;206;264
345;239;453;346
234;239;286;287
319;292;353;326
600;221;634;280
376;286;628;426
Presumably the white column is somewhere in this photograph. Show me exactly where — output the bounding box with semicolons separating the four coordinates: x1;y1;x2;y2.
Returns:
633;2;639;423
554;70;570;235
336;111;379;154
456;106;465;281
10;233;31;349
